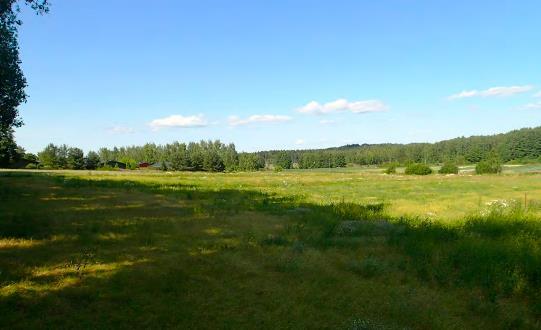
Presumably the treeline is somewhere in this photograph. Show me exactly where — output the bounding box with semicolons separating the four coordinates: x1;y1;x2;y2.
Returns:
96;140;264;171
258;126;541;168
6;126;541;171
33;140;264;172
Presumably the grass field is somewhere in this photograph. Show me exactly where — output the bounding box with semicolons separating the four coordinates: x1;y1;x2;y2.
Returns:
2;168;541;328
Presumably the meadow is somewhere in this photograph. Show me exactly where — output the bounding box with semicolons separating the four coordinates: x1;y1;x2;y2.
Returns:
2;167;541;329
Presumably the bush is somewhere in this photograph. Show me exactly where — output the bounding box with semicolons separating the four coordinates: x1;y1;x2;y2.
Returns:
25;163;38;169
476;159;502;174
439;162;459;174
404;163;432;175
384;162;398;174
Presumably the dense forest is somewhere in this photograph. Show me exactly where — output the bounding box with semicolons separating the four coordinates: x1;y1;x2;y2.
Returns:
258;126;541;169
4;126;541;171
33;141;264;172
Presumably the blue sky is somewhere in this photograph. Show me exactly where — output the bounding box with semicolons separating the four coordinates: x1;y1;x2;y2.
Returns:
15;0;541;153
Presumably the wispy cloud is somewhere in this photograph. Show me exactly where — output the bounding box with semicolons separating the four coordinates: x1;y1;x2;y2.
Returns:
448;85;533;100
319;119;337;125
534;91;541;98
228;114;292;126
149;114;207;130
297;98;388;115
295;139;305;145
522;102;541;110
107;126;135;134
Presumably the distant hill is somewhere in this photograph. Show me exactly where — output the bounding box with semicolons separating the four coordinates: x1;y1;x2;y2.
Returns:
256;126;541;168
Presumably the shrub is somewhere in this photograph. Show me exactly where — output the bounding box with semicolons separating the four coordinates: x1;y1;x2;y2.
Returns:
476;159;502;174
439;162;459;174
384;162;398;174
120;157;138;170
273;165;283;172
25;163;38;169
405;163;432;175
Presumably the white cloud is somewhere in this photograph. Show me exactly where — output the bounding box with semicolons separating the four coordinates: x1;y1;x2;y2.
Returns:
522;102;541;110
228;114;292;126
448;90;479;100
149;114;207;130
448;85;533;100
107;126;135;134
297;98;388;115
534;91;541;98
319;119;337;125
295;139;305;145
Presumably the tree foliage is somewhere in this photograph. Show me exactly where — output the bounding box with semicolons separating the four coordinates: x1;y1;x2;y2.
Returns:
85;151;100;170
439;162;459;174
26;126;541;172
37;143;59;168
404;163;432;175
0;0;48;166
476;158;502;175
238;153;264;171
258;127;541;169
384;162;398;174
273;151;292;169
0;128;19;167
36;140;262;172
66;147;84;169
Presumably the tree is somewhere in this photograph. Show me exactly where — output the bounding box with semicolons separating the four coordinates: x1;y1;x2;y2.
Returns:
142;143;159;163
274;151;292;169
170;143;189;170
38;143;58;168
238;153;263;171
332;153;346;167
22;151;37;163
0;1;50;16
159;160;168;171
67;147;84;169
0;129;19;167
56;144;68;168
221;143;239;172
187;142;204;170
85;151;100;170
0;1;48;163
119;156;137;170
203;150;224;172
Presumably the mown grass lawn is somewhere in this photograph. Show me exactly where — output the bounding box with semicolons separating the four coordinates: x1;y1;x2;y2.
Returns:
1;169;541;329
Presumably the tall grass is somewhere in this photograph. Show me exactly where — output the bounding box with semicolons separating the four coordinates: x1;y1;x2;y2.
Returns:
389;202;541;316
2;171;541;327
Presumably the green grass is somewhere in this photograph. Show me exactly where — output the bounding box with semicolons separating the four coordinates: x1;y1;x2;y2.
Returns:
1;169;541;328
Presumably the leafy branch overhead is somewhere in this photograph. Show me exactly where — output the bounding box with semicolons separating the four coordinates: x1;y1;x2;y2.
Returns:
0;0;48;166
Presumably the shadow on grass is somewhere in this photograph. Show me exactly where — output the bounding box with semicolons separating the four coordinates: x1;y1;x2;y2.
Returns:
1;172;541;328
